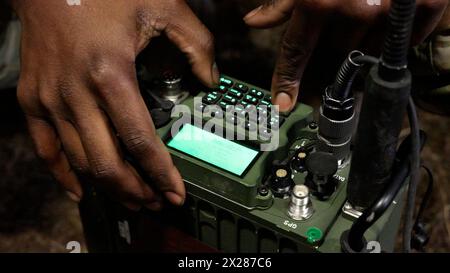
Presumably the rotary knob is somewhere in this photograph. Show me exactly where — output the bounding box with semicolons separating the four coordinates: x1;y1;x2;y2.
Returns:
304;152;338;200
270;161;294;198
157;71;189;104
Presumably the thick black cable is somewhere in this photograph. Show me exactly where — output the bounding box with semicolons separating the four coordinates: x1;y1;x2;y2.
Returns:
331;53;379;100
353;55;379;66
379;0;416;81
415;165;433;228
410;165;433;251
403;97;421;252
344;128;426;252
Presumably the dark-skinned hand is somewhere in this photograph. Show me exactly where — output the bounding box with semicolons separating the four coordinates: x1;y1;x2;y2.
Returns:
11;0;219;210
244;0;449;111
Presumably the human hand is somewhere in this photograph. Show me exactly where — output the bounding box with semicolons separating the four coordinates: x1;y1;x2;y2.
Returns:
244;0;449;111
12;0;218;210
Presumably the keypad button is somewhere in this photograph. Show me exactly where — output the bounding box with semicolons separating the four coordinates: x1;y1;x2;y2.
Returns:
222;95;238;105
244;104;258;115
250;89;264;99
234;105;246;112
260;99;271;107
219;101;236;112
240;100;250;108
217;85;228;94
203;93;221;105
202;96;219;105
234;83;249;93
256;105;270;116
220;77;233;87
243;94;259;105
228;88;244;99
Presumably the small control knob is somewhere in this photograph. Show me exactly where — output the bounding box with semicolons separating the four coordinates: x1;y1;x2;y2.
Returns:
157;71;189;104
304;152;338;200
270;161;294;198
291;149;308;172
288;185;314;221
162;71;182;96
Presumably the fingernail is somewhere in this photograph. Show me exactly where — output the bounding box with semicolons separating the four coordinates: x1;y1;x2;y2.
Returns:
165;191;185;206
66;191;81;203
122;201;142;211
244;6;263;21
211;62;220;86
145;202;163;211
274;92;293;112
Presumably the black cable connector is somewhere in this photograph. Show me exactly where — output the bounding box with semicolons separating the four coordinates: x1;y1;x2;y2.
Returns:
317;52;378;164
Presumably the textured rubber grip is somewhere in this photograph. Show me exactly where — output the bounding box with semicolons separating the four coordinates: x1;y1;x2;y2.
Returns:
318;107;355;141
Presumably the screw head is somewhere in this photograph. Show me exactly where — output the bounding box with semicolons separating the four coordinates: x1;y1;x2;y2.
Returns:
309;122;318;130
258;186;269;196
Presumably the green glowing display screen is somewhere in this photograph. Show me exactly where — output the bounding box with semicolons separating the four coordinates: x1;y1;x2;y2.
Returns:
167;124;259;176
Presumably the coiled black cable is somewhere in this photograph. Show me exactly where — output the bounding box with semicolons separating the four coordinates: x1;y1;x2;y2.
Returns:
379;0;417;81
415;165;434;230
411;165;433;251
404;97;421;252
331;52;379;100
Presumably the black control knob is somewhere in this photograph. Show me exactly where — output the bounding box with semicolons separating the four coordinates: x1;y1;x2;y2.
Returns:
270;161;295;198
304;152;338;200
291;148;309;172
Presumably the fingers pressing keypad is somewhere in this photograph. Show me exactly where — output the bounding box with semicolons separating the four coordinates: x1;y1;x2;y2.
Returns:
197;76;285;142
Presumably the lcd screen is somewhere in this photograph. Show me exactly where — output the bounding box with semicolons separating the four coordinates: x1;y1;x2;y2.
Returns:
167;124;259;176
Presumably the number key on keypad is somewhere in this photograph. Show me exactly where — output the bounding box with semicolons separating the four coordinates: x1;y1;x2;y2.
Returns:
220;77;233;87
235;83;249;93
228;88;244;99
250;89;264;99
243;94;259;105
202;92;221;105
223;94;238;105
